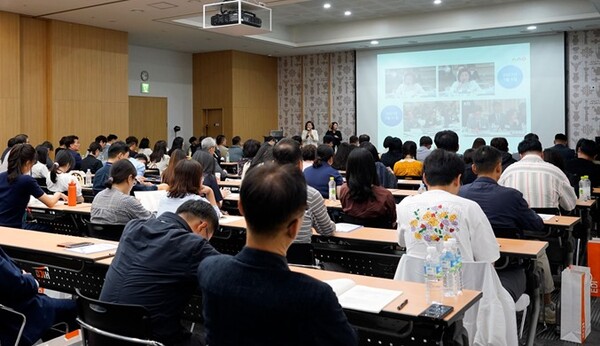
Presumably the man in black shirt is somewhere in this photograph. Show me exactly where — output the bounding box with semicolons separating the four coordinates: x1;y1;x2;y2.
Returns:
567;138;600;187
100;200;219;346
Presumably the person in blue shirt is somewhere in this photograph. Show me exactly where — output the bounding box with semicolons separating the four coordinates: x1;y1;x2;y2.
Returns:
0;144;66;229
304;144;343;198
198;163;357;345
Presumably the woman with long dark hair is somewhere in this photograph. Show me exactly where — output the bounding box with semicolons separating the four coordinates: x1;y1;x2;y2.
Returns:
0;144;66;228
161;149;187;185
148;140;170;174
393;141;423;177
331;142;355;171
91;159;153;224
168;137;184;156
304;144;343;198
340;148;396;227
46;150;84;203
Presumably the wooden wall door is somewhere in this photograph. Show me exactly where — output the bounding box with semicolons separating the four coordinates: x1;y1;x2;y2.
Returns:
129;96;168;145
194;108;223;138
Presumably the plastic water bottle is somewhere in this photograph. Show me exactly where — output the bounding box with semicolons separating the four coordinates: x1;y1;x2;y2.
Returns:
441;241;456;297
579;175;591;201
328;177;337;201
226;152;230;163
85;169;92;187
448;238;463;295
418;182;427;194
424;246;443;304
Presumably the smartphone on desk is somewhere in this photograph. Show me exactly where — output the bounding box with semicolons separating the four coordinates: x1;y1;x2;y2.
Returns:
419;304;454;320
57;241;94;248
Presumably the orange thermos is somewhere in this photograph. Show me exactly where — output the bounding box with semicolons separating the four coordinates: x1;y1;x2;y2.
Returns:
68;180;76;206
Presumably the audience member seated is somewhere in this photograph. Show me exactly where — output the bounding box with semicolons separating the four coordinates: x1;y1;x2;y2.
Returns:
416;135;433;161
0;247;77;346
273;139;335;243
161;149;187;185
100;200;219;346
168;136;184;156
301;144;316;171
546;133;575;163
31;144;50;179
331;142;355;171
80;142;103;174
93;141;129;195
434;130;460;155
148;140;170;175
361;142;398;188
393;140;423;177
304;144;343;198
340;148;397;228
358;134;370;145
238;139;261;178
215;135;228;160
499;138;576;212
46;150;84;204
125;136;139;159
490;137;516;171
91;160;154;225
471;137;486;149
137;137;152;158
195;137;228;179
192;150;225;206
567;138;600;187
157;160;221;217
228;135;243;162
395;149;500;268
0;144;66;228
349;135;359;146
459;146;555;322
241;142;274;180
462;148;477;184
63;135;82;171
380;137;403;169
198;163;357;345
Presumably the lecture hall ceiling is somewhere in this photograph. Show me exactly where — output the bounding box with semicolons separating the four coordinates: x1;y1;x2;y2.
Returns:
1;0;599;55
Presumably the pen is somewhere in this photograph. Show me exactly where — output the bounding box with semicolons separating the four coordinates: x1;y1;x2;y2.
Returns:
397;299;408;311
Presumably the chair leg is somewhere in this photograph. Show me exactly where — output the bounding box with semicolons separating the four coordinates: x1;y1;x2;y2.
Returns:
519;308;527;339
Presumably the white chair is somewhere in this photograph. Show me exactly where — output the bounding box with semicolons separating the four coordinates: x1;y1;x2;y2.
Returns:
515;293;530;339
394;256;519;346
0;304;26;346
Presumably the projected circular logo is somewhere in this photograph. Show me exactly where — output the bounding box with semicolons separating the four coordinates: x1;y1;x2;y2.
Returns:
497;65;523;89
380;105;403;127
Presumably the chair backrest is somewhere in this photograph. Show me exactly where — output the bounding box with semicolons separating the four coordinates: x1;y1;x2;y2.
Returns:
86;223;126;241
75;289;163;346
287;243;315;265
340;213;395;229
492;226;522;239
0;304;26;346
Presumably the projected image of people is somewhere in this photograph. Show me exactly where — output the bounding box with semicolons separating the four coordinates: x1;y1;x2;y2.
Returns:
385;67;436;99
403;101;460;133
461;99;527;136
439;64;495;96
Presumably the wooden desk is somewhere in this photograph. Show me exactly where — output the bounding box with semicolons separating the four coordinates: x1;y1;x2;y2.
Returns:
593;187;600;196
28;202;92;214
217;179;242;188
27;202;92;236
292;266;481;325
397;179;422;190
220;162;239;175
542;215;580;230
576;198;596;208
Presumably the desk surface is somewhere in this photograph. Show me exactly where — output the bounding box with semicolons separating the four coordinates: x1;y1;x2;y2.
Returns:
397;179;422;185
218;179;242;188
28;202;92;213
291;266;481;323
576;198;597;208
0;227;116;261
593;187;599;195
545;215;580;228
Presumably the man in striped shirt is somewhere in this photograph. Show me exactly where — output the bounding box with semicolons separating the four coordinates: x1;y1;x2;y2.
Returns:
498;138;576;211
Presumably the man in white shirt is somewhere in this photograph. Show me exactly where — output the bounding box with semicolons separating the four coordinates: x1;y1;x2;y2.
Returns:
396;149;499;263
498;138;577;212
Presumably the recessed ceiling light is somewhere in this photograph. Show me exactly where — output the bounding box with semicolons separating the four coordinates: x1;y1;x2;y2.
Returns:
371;40;379;45
527;25;537;30
433;0;442;4
323;3;331;9
344;10;352;16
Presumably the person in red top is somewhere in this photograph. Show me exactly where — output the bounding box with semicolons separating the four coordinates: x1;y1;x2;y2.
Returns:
339;148;397;228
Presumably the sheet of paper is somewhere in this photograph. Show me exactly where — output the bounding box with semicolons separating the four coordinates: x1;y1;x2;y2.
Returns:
324;278;356;296
134;190;166;213
64;243;117;254
537;213;555;221
335;223;363;233
338;285;403;314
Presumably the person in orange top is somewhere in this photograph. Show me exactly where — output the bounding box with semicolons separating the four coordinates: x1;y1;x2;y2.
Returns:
393;141;423;177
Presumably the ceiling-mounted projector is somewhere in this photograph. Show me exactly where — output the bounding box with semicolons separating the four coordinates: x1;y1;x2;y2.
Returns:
211;9;262;28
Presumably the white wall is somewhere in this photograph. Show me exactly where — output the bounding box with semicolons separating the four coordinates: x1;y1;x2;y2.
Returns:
128;45;193;145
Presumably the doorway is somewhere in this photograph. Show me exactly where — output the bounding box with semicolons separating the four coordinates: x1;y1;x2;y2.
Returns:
194;108;223;138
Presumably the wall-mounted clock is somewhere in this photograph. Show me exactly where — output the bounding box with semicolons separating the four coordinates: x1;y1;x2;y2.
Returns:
140;70;149;81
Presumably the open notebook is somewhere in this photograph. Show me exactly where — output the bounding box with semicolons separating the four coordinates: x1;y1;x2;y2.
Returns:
325;278;403;313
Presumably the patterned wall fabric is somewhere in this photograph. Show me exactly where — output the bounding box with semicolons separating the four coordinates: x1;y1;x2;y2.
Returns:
278;51;356;142
567;30;600;146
